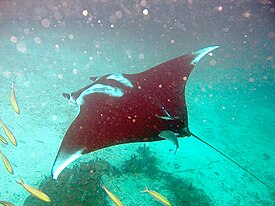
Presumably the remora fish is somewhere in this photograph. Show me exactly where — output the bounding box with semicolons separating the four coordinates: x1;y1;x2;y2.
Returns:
158;130;179;154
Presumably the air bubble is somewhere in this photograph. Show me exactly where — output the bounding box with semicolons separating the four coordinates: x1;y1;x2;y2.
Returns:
16;41;27;53
68;34;74;39
10;36;17;43
52;115;57;121
41;18;50;28
143;9;149;16
57;74;63;79
83;10;88;16
115;11;122;19
3;71;12;78
34;37;41;44
249;77;254;82
139;53;144;59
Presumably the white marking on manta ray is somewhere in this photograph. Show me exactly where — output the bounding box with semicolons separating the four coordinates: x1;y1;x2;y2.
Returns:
53;150;83;180
191;45;220;65
68;94;77;105
76;84;124;106
106;73;134;88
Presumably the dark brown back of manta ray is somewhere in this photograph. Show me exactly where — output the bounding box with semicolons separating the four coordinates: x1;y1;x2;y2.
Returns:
51;46;219;179
64;56;193;152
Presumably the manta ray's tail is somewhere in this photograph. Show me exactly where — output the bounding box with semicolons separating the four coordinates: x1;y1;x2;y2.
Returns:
182;128;270;188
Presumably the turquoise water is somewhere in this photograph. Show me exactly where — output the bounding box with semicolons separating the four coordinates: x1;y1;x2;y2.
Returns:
0;1;274;205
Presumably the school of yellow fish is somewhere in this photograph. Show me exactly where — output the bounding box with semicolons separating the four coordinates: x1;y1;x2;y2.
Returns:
1;82;173;205
0;82;51;205
100;183;172;206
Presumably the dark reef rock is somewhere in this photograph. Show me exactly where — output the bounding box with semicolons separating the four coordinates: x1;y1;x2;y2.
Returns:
23;145;212;206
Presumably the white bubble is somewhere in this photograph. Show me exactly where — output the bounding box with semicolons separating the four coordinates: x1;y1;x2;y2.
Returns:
139;53;144;59
24;28;30;34
34;37;41;44
143;9;149;16
68;34;74;39
3;71;12;78
249;77;254;82
16;41;27;53
83;10;88;16
52;115;57;121
41;18;50;28
115;11;122;19
242;10;251;18
170;39;175;44
210;59;216;66
10;36;17;43
54;11;62;20
57;74;63;79
215;6;222;12
223;27;229;33
55;44;59;48
89;56;93;60
23;81;30;87
72;69;78;75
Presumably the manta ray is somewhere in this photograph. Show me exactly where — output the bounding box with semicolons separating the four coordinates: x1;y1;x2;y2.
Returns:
51;46;269;188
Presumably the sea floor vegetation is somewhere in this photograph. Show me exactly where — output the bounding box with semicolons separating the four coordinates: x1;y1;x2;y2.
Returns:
24;145;212;205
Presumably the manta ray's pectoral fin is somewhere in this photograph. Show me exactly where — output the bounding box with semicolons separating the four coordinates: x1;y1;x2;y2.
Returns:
52;148;84;180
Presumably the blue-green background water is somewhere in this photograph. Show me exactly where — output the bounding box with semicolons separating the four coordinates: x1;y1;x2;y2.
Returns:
0;1;274;205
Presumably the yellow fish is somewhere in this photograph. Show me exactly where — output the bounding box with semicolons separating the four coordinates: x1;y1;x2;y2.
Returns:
0;119;17;146
17;179;51;203
0;200;15;206
141;186;171;206
0;150;13;174
0;134;8;144
101;183;124;206
10;81;20;114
